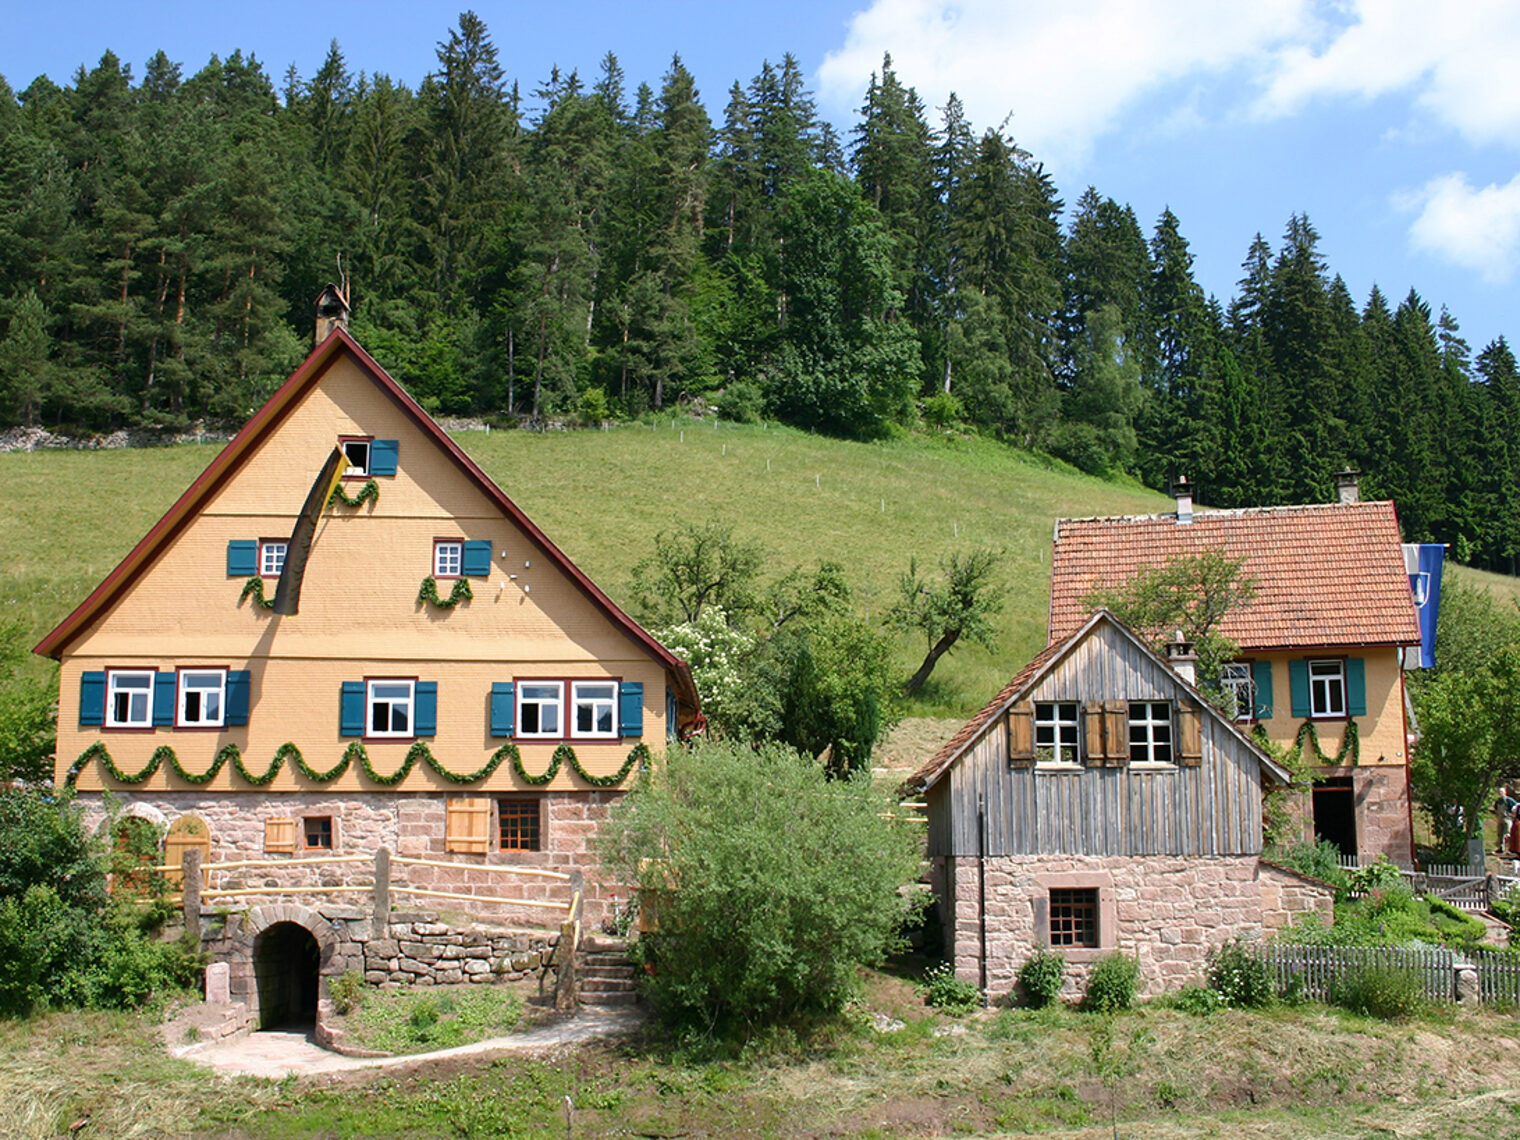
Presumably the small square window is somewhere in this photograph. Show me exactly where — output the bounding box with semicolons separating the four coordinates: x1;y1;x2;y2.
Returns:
434;541;463;578
106;670;154;728
304;816;333;850
1034;701;1080;763
178;670;226;727
367;680;414;737
1049;888;1098;948
571;681;617;738
1221;663;1255;722
342;438;371;477
1309;659;1346;718
1129;702;1173;764
499;800;541;851
260;540;287;577
518;682;563;738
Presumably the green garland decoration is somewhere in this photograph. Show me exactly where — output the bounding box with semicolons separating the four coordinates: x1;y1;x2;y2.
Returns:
239;577;277;609
418;576;473;608
1253;719;1361;769
72;738;649;789
329;479;380;508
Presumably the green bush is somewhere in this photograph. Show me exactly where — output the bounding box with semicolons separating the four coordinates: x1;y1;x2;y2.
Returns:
717;381;763;424
920;391;962;430
1017;949;1065;1009
1266;839;1350;890
919;961;981;1015
1080;954;1139;1014
330;969;366;1015
1167;985;1222;1015
598;739;924;1032
1207;940;1274;1008
579;386;611;423
1347;857;1404;895
1329;963;1427;1021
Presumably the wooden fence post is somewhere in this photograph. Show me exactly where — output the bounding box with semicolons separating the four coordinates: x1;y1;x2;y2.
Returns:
554;871;584;1013
181;846;202;941
374;846;391;929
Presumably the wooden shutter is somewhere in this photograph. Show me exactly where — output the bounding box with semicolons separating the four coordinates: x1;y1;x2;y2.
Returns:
79;671;106;726
446;797;491;854
264;818;296;854
462;540;493;577
1288;660;1310;718
339;681;365;736
369;439;399;475
619;681;644;738
1104;700;1129;766
414;681;438;736
226;539;258;577
1083;702;1106;766
490;682;515;737
164;816;211;887
1007;702;1035;767
1346;658;1367;717
1177;702;1203;766
226;670;251;725
153;671;177;726
1251;660;1274;720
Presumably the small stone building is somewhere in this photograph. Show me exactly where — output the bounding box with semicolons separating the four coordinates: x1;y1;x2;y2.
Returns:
908;611;1333;998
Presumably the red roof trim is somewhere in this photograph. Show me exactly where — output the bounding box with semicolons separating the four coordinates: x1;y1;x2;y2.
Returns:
35;329;697;711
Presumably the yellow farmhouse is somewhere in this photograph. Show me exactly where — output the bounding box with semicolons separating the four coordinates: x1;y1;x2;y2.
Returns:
37;322;700;926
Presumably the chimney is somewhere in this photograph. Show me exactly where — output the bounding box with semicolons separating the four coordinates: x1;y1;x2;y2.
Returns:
1165;630;1197;685
1334;468;1360;504
1171;475;1194;524
314;283;350;347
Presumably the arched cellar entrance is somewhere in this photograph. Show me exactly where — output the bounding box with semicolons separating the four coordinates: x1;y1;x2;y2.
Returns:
253;921;320;1030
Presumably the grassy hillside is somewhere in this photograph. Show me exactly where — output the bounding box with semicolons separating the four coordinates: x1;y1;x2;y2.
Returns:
0;422;1165;716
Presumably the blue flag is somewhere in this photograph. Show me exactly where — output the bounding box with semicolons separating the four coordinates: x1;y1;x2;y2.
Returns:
1402;543;1444;668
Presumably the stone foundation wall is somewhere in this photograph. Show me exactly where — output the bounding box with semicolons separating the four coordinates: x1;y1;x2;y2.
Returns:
948;854;1335;998
1257;861;1337;934
77;789;625;927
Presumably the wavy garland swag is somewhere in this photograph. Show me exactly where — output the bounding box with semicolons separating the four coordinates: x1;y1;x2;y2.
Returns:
328;479;380;508
1253;719;1361;769
68;738;652;790
418;576;473;608
239;577;277;609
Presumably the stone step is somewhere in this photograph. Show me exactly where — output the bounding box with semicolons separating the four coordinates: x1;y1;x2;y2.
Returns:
580;935;629;954
581;953;634;969
580;976;637;993
580;989;639;1007
582;964;636;980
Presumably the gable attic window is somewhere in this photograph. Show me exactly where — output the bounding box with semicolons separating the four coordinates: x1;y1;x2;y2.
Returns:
1221;663;1255;722
178;669;226;727
1034;701;1080;763
1309;659;1346;718
434;540;464;578
341;437;372;477
1128;702;1174;765
259;539;287;577
368;679;414;737
106;670;154;728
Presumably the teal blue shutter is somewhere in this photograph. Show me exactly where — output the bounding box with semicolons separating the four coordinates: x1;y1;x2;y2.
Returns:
667;688;678;741
153;671;177;725
80;672;106;726
619;681;644;738
462;541;492;577
490;682;515;736
226;671;251;725
1346;658;1367;717
1289;660;1310;718
227;540;258;577
370;439;398;475
1251;660;1274;720
340;681;365;736
413;681;437;736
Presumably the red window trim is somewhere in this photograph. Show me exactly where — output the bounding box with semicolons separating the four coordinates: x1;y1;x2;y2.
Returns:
174;664;230;732
338;434;374;481
511;676;623;743
432;536;467;580
361;675;420;743
101;666;157;734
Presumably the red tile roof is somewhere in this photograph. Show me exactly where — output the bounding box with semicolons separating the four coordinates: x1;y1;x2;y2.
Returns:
1048;500;1420;651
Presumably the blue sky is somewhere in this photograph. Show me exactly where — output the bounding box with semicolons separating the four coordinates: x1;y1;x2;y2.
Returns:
3;0;1517;355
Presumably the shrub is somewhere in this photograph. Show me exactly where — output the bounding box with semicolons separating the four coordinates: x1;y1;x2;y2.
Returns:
1329;963;1427;1021
1207;940;1274;1008
716;381;763;424
330;969;366;1015
1347;857;1404;895
597;739;923;1032
1266;839;1349;890
1080;954;1139;1014
1167;985;1221;1015
1017;949;1065;1009
920;391;962;430
579;386;611;423
919;961;981;1015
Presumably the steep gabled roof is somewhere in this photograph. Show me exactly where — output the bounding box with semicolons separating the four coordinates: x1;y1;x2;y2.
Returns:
1049;500;1420;651
907;609;1286;792
34;329;698;712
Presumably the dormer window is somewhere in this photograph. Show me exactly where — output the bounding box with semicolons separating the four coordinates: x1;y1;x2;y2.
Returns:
341;437;371;477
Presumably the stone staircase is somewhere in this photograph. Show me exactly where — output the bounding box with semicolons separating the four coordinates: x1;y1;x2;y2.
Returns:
578;936;639;1007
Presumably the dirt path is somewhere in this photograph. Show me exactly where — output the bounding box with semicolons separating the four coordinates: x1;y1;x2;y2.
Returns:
172;1006;644;1079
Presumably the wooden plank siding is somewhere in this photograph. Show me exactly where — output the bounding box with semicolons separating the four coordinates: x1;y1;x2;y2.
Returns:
930;622;1266;859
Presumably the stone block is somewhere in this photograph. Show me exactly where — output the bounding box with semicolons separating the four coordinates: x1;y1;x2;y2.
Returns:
436;968;463;985
463;959;490;975
205;962;230;1005
365;971;390;984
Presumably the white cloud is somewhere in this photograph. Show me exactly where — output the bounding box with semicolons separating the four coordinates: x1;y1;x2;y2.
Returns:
816;0;1312;171
1396;171;1520;284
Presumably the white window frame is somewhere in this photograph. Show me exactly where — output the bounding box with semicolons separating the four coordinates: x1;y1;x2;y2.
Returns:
1309;659;1347;719
259;539;287;577
1034;701;1081;764
342;438;372;477
517;682;563;738
1221;662;1255;722
1128;701;1174;765
434;540;464;579
106;669;155;728
367;679;415;738
178;669;227;728
571;681;618;739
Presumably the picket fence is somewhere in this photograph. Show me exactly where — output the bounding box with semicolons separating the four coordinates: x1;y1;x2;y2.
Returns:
1257;944;1520;1004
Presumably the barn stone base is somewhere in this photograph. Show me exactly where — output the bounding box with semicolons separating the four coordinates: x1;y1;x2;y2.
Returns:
942;854;1333;999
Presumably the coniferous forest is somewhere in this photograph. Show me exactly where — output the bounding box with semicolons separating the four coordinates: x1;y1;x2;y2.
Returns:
1;13;1518;572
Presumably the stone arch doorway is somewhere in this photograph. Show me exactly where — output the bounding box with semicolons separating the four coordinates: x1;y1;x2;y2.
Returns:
253;921;321;1029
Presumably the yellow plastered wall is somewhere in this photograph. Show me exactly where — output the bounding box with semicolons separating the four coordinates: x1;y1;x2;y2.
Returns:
55;353;673;792
1250;646;1407;767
